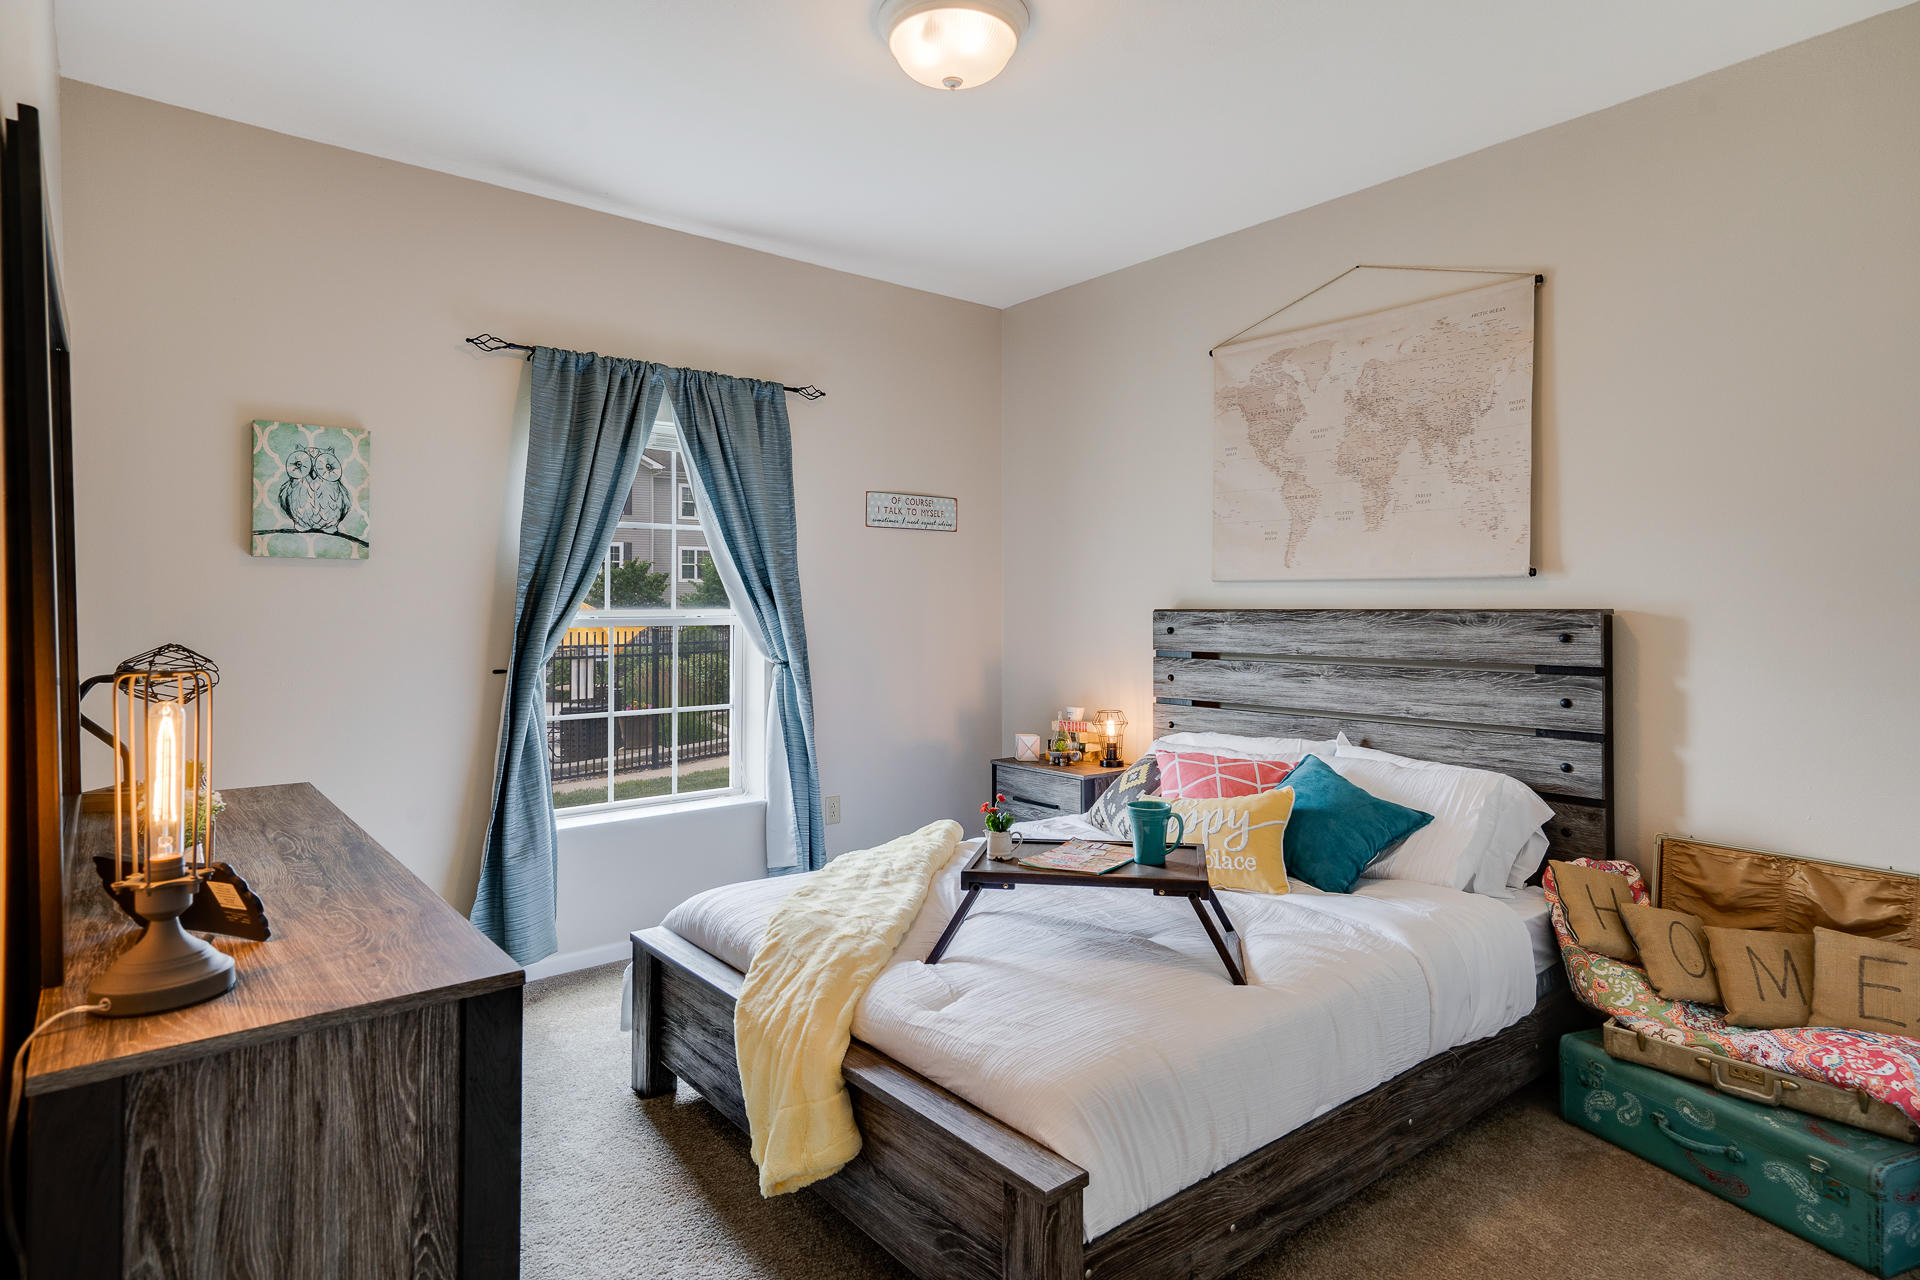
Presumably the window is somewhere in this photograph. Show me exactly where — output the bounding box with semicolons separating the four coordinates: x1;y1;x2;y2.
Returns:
547;423;739;813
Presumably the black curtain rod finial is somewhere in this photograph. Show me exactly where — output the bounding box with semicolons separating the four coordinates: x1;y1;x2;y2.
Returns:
466;333;533;356
463;333;824;398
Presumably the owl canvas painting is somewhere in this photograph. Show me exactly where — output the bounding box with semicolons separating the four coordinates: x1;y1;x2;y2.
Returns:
250;420;371;559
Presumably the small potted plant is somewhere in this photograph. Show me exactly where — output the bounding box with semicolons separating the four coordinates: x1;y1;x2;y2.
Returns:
980;793;1023;861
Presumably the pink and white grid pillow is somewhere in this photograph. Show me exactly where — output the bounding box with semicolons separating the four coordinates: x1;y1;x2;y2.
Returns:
1154;750;1295;800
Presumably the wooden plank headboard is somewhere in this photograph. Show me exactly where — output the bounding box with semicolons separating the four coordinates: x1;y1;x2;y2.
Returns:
1152;608;1613;862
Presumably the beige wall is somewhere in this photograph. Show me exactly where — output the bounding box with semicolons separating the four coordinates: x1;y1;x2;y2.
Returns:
1001;7;1920;875
60;83;1004;958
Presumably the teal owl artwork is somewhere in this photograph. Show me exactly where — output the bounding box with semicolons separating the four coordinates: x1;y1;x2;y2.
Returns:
250;421;371;559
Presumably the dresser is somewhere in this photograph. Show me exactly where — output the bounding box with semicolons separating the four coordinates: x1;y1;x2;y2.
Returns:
24;783;523;1279
989;757;1124;824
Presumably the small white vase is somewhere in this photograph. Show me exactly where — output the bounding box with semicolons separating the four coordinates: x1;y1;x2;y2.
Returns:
985;829;1022;860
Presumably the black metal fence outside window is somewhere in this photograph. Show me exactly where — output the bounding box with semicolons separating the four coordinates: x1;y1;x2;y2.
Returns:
546;627;730;781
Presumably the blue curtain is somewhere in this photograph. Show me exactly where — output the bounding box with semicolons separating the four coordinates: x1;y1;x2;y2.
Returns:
668;369;826;873
472;348;667;963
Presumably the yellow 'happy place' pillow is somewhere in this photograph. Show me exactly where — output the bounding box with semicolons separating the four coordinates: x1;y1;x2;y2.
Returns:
1171;787;1295;896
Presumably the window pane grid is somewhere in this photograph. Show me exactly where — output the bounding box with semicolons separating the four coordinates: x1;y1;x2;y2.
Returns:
548;620;736;812
549;435;735;815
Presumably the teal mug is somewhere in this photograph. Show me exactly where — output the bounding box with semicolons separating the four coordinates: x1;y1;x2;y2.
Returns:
1128;799;1186;868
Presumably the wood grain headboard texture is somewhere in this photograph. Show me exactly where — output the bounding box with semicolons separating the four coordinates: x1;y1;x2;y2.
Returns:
1152;609;1613;862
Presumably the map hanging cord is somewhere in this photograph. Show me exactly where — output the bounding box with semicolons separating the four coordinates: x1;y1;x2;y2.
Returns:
1209;264;1545;358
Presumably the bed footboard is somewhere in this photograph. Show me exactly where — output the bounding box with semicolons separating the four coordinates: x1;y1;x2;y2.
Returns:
631;928;1089;1280
632;925;1589;1280
1083;986;1594;1280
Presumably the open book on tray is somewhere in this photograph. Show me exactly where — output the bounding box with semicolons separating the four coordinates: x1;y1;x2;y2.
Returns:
1014;839;1136;875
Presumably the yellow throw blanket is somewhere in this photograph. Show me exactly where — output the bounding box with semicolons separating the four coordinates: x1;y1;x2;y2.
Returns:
736;819;963;1196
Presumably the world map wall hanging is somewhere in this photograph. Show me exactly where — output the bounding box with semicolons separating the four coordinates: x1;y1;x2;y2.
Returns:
1211;276;1535;581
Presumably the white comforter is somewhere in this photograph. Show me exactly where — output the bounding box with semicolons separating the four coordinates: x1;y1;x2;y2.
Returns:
659;823;1536;1238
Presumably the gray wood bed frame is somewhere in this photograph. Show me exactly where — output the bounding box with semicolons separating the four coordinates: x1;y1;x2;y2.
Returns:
632;608;1610;1279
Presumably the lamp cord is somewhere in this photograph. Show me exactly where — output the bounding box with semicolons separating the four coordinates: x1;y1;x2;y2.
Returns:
4;1001;111;1277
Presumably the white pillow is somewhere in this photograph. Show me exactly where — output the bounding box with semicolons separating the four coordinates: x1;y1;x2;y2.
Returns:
1332;738;1553;898
1146;730;1341;764
1507;829;1551;890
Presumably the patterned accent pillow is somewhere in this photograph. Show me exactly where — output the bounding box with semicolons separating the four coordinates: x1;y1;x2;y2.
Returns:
1155;750;1294;801
1086;754;1160;838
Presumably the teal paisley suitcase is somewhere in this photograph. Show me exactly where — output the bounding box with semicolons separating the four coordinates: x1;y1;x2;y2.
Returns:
1562;1030;1920;1276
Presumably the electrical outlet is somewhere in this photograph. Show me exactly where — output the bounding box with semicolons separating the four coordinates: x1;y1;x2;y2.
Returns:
825;795;842;825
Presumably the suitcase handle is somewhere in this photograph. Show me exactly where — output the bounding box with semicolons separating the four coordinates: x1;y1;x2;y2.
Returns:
1652;1110;1746;1163
1692;1054;1799;1107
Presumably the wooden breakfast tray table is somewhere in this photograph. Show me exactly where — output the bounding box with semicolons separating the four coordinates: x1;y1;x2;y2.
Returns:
925;843;1246;984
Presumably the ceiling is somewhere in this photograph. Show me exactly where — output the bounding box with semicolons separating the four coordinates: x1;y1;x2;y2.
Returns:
55;0;1903;307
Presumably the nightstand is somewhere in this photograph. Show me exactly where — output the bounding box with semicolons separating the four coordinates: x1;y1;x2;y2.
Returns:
989;757;1125;824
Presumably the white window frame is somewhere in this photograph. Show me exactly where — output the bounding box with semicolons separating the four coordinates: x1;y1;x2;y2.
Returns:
679;482;697;521
548;424;743;815
679;547;700;582
609;543;625;568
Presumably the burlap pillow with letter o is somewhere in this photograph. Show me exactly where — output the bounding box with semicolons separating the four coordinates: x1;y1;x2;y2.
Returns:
1703;927;1814;1029
1549;860;1639;962
1811;927;1920;1035
1620;904;1720;1004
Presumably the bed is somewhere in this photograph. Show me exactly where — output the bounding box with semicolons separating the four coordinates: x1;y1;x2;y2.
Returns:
631;608;1611;1279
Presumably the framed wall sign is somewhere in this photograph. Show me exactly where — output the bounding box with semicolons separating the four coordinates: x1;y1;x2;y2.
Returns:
866;491;958;532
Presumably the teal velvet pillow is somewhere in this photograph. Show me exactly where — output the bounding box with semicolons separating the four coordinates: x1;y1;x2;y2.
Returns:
1280;755;1434;893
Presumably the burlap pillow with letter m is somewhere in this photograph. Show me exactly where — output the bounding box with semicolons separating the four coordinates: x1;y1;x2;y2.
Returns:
1703;927;1814;1029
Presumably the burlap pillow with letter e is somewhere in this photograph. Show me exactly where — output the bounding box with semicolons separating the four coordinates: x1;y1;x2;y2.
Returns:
1811;927;1920;1035
1703;927;1814;1029
1620;904;1720;1004
1549;860;1639;962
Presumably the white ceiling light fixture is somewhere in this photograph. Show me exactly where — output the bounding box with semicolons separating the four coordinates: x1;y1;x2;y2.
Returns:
875;0;1032;91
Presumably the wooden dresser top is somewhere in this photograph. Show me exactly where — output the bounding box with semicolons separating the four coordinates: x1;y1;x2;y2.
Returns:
27;782;521;1095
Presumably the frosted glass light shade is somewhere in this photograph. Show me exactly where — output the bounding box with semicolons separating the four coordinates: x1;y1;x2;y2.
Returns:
876;0;1031;91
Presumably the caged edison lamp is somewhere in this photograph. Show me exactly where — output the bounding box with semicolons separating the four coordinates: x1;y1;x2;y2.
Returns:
87;644;236;1016
1094;710;1127;769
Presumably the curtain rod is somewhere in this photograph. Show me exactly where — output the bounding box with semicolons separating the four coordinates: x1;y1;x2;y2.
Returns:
465;334;825;400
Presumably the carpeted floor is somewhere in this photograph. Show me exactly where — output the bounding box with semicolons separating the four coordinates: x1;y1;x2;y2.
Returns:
524;963;1874;1279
